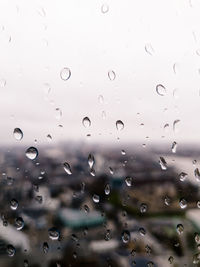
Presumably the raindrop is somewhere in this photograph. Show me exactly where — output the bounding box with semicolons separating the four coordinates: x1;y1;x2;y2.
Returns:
195;233;200;243
98;95;104;104
47;134;52;142
35;195;43;204
0;78;6;88
83;204;90;213
90;168;96;176
140;203;147;213
63;162;72;175
125;177;132;187
101;110;106;119
108;70;116;81
173;88;179;99
116;120;124;131
82;117;91;128
13;128;23;140
14;217;24;231
173;63;180;74
147;262;154;267
159;157;167;170
105;229;111;241
193;253;200;264
178;172;188;182
93;194;100;203
145;43;154;55
164;123;169;132
139;227;146;236
121;150;126;155
173;119;180;133
25;147;38;160
88;154;95;169
10;199;18;210
121;230;130;243
179;198;187;209
43;242;49;253
195;168;200;182
60;67;71;81
156;84;166;96
164;196;171;206
24;259;29;267
176;224;184;234
109;167;114;175
48;227;60;240
101;4;109;13
105;184;110;195
55;108;62;120
7;245;16;257
197;201;200;208
168;256;174;264
171;141;177;153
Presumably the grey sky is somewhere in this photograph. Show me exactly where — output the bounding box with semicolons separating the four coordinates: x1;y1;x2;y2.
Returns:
0;0;199;146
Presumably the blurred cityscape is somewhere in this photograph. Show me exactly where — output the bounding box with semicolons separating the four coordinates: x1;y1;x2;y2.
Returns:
1;142;200;267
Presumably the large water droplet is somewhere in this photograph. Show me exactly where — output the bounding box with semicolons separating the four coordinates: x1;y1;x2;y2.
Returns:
121;230;130;243
13;128;23;140
145;43;154;55
101;4;109;13
7;245;16;257
25;147;38;160
178;172;188;182
60;67;71;81
14;217;24;230
88;154;95;169
171;141;177;153
82;117;91;128
93;194;100;203
159;157;167;170
195;168;200;182
156;84;166;96
63;162;72;175
116;120;124;131
48;227;60;240
108;70;116;81
10;199;18;210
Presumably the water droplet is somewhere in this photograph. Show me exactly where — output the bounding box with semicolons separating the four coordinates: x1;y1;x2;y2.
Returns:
195;168;200;182
168;256;174;264
88;154;95;169
0;78;6;87
121;230;130;243
25;147;38;160
14;217;24;231
7;245;15;257
178;172;188;182
173;119;180;133
121;150;126;155
116;120;124;131
101;110;106;119
10;199;18;210
125;177;132;187
139;227;146;236
101;4;109;13
179;198;187;209
145;43;154;55
105;184;110;195
24;259;29;267
13;128;23;141
93;194;100;203
60;67;71;81
156;84;166;96
173;88;179;99
159;157;167;170
147;262;154;267
98;95;104;104
47;134;52;142
140;203;147;213
48;227;60;240
90;168;96;176
197;201;200;208
108;70;116;81
176;224;184;234
193;253;200;264
63;162;72;175
83;204;90;213
55;108;62;120
43;242;49;253
37;7;46;17
173;63;180;74
35;195;43;204
171;141;177;153
104;229;111;241
195;233;200;243
82;117;91;128
164;123;169;132
164;196;171;206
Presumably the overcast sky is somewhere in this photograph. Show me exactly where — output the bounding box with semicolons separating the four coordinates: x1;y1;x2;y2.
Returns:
0;0;200;147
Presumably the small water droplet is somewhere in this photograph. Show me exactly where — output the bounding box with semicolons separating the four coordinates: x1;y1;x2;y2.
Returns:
156;84;166;96
105;184;110;195
10;199;18;210
93;194;100;203
173;88;179;99
88;154;95;169
0;78;6;87
164;123;169;132
101;4;109;14
168;256;174;264
109;167;114;175
90;168;96;176
159;157;167;170
121;150;126;155
178;172;188;182
7;245;16;257
139;227;146;236
43;242;49;253
176;224;184;234
179;198;187;209
195;168;200;182
147;261;154;267
25;147;38;160
63;162;72;175
116;120;124;131
140;203;147;213
164;196;171;206
195;233;200;243
98;95;104;104
193;253;200;264
125;177;132;187
14;217;24;230
48;227;60;240
60;67;71;81
108;70;116;81
82;117;91;128
197;201;200;208
55;108;62;120
35;195;43;204
173;119;180;133
13;128;23;141
121;230;130;243
47;134;52;142
24;259;29;267
171;141;177;153
83;204;90;213
145;43;154;55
